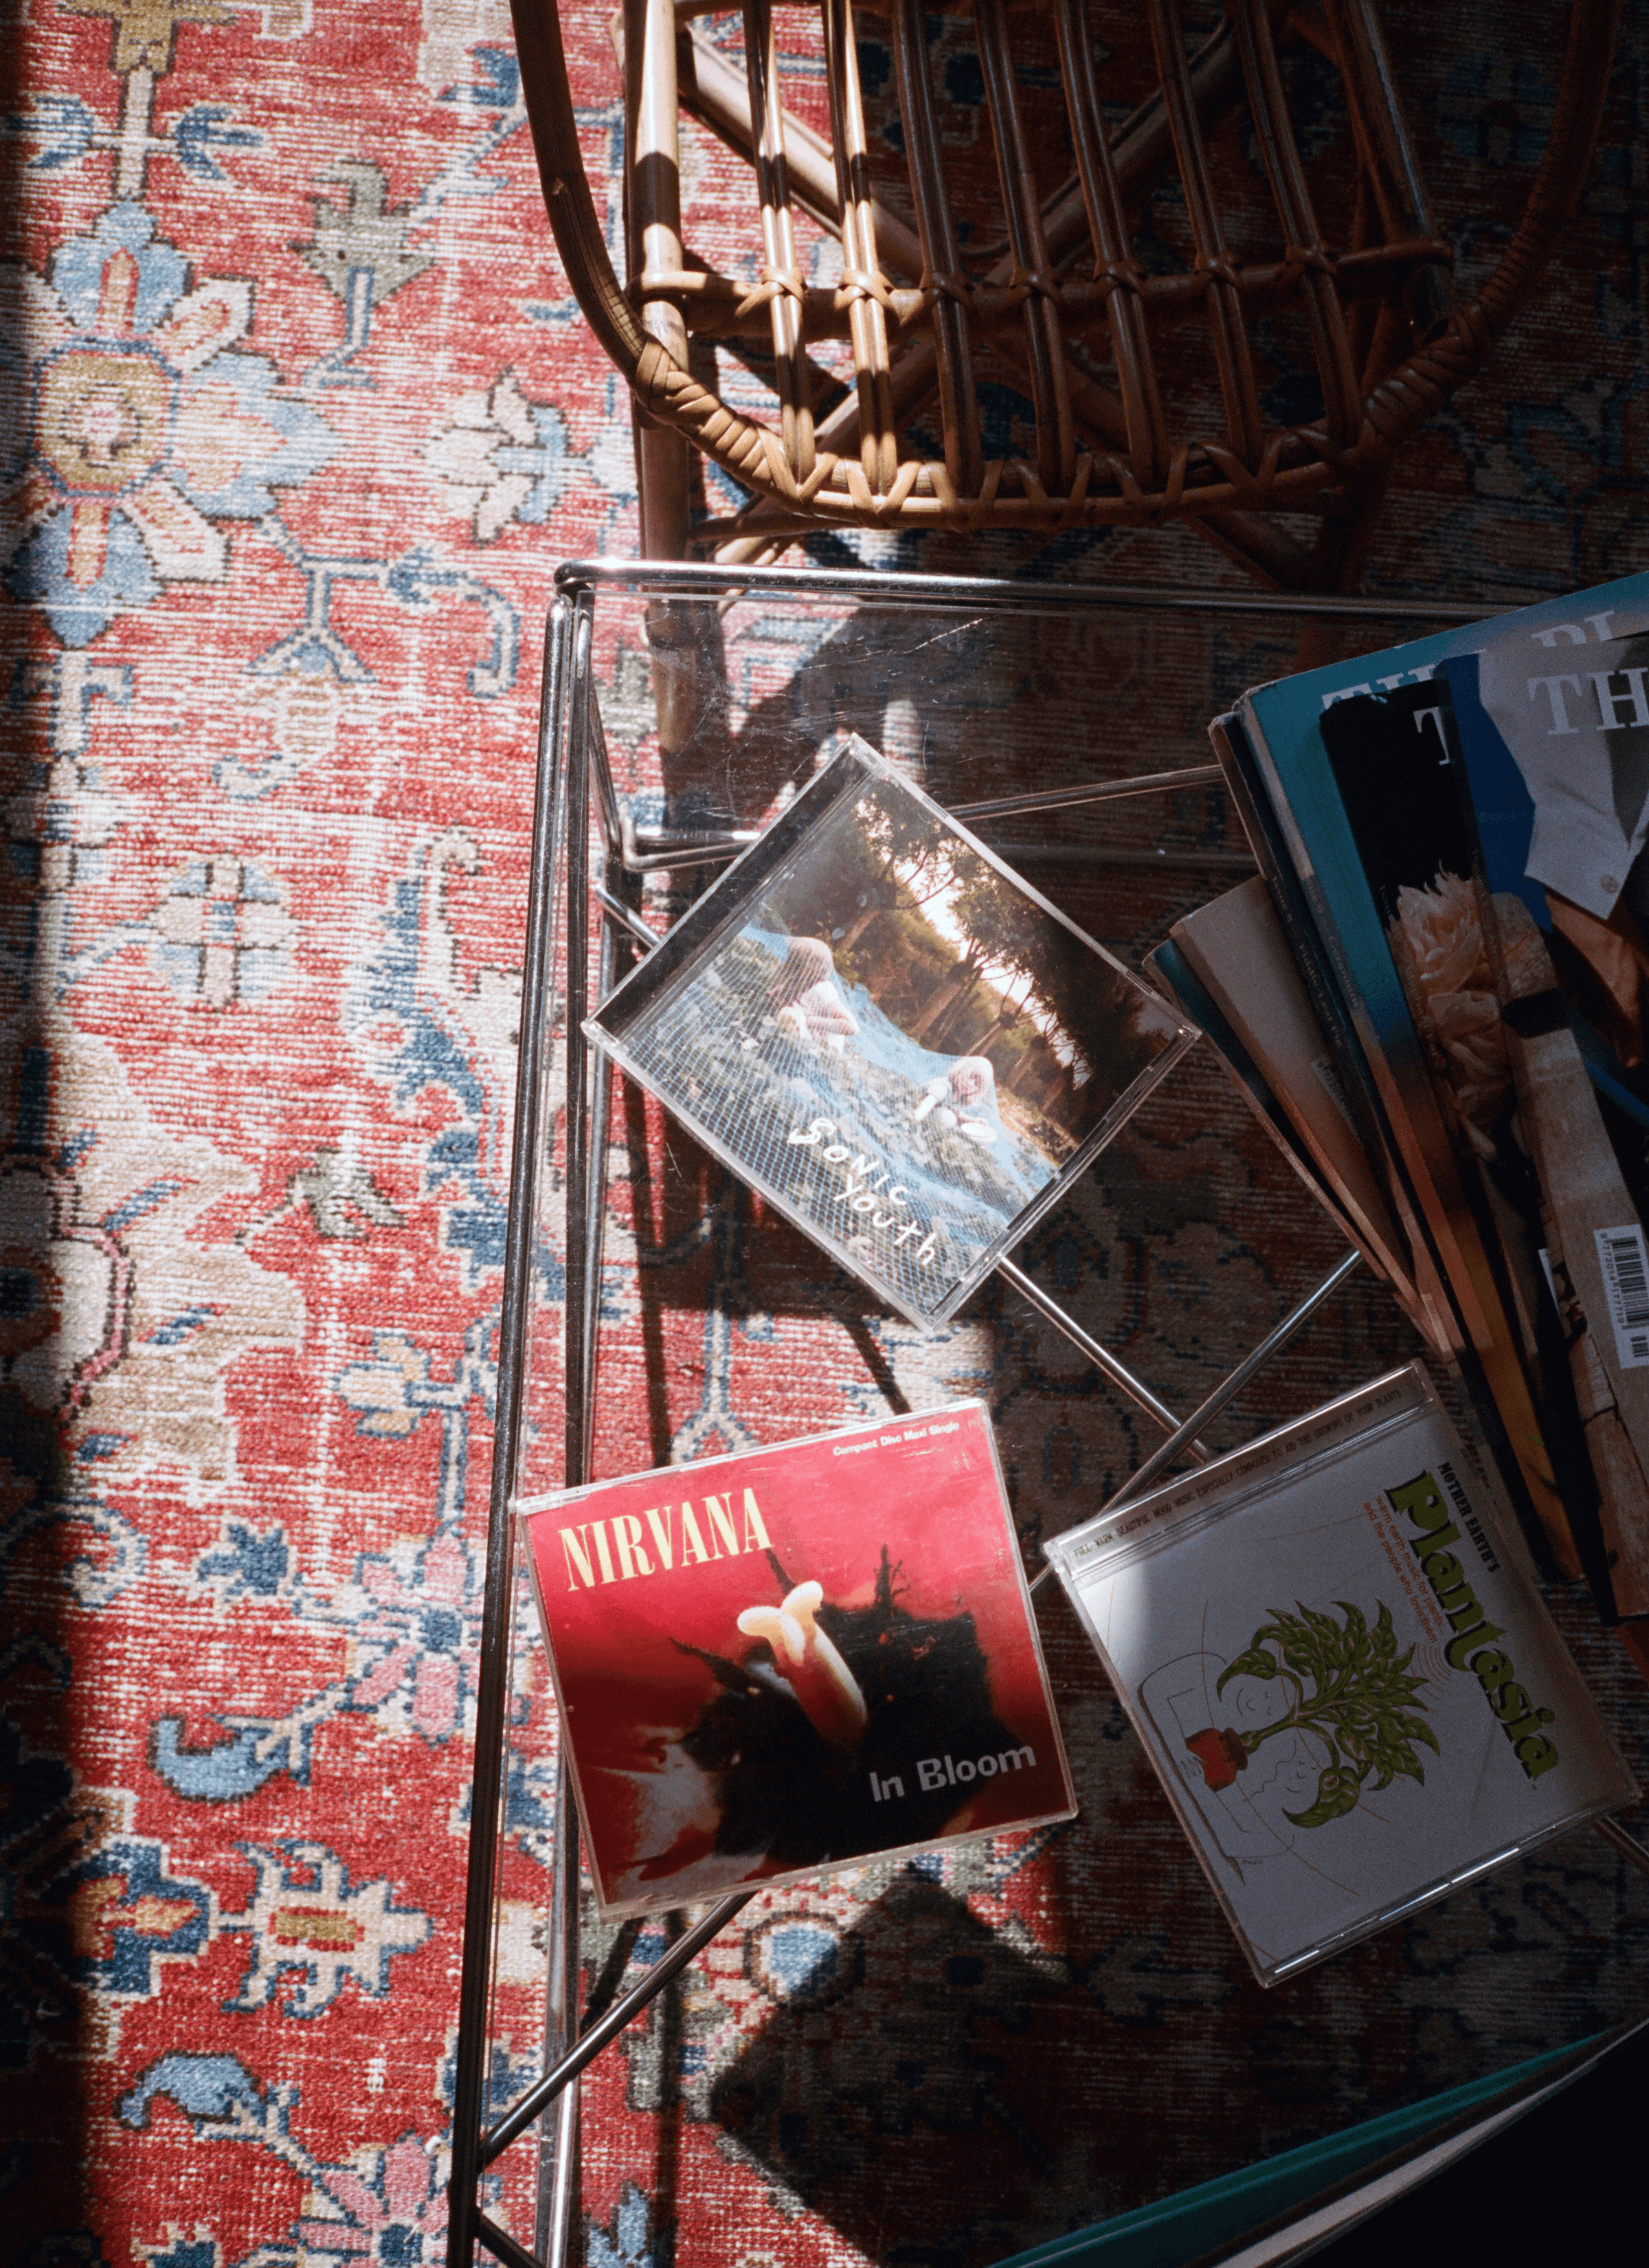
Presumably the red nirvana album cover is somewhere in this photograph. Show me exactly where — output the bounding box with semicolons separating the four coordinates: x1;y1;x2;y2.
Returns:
519;1402;1075;1915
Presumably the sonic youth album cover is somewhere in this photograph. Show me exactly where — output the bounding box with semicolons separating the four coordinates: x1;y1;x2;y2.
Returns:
589;739;1193;1327
519;1403;1075;1916
1046;1366;1635;1985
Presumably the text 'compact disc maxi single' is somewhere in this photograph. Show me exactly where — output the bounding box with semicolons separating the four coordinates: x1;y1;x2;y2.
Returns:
519;1402;1075;1916
1045;1366;1635;1985
587;737;1193;1327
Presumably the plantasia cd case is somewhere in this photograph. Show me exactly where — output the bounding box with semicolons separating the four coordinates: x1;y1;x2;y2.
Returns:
1044;1364;1635;1985
519;1401;1075;1916
587;737;1194;1326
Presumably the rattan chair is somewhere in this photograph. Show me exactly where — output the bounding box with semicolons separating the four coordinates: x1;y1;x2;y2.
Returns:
508;0;1619;590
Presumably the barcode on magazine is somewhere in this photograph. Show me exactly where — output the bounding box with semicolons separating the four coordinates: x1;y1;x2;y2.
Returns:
1310;1054;1357;1131
1594;1223;1649;1368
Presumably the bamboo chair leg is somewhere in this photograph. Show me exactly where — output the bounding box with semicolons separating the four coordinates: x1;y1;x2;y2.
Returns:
1147;0;1263;472
1054;0;1169;493
625;0;693;566
976;0;1078;497
824;0;897;496
635;412;694;564
743;0;816;484
1323;0;1456;344
889;0;984;498
625;0;716;788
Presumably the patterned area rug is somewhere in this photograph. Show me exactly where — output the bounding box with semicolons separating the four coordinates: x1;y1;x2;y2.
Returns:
3;5;1649;2266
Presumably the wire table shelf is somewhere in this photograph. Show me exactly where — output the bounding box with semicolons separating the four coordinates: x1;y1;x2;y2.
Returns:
445;558;1490;2268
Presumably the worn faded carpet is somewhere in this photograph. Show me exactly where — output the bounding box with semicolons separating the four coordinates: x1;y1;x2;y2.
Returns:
3;5;1648;2266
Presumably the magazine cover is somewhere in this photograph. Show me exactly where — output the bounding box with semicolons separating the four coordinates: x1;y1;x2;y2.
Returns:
589;737;1194;1327
1231;575;1649;1302
1163;879;1422;1323
1446;632;1649;1397
1312;683;1611;1593
1226;586;1649;1595
1145;935;1372;1263
1319;674;1649;1619
1045;1366;1637;1985
1235;572;1649;860
1210;706;1567;1583
519;1401;1076;1916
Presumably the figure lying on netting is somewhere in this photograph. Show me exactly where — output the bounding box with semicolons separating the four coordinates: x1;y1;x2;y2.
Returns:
911;1057;1001;1147
745;922;1042;1192
759;935;1002;1148
763;933;862;1055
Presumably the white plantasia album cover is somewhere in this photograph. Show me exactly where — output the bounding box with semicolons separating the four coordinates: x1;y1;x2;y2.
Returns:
1045;1365;1636;1984
589;739;1193;1326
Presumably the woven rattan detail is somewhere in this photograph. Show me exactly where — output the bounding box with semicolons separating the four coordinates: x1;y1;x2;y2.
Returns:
512;0;1621;581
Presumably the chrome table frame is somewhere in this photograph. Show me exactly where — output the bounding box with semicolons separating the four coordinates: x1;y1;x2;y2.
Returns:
445;559;1488;2268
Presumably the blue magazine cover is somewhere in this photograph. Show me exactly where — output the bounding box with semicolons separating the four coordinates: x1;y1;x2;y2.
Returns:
1229;577;1649;1619
1237;574;1649;1212
1444;630;1649;1158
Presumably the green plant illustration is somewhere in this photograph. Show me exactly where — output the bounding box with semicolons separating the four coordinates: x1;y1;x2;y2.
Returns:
1197;1599;1438;1828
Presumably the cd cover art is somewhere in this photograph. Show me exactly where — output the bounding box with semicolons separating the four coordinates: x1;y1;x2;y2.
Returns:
519;1402;1075;1915
588;738;1193;1326
1046;1366;1636;1984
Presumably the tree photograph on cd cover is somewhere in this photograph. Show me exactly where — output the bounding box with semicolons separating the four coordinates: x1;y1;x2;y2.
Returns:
612;770;1186;1320
765;784;1178;1152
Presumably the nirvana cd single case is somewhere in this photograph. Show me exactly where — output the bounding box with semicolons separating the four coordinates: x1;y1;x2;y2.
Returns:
1044;1366;1635;1985
587;737;1193;1326
519;1401;1075;1917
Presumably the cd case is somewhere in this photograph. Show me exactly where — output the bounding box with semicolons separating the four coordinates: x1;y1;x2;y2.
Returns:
1044;1365;1637;1985
519;1401;1076;1917
587;737;1194;1326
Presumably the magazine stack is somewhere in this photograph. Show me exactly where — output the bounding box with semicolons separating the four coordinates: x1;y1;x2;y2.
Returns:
1149;572;1649;1639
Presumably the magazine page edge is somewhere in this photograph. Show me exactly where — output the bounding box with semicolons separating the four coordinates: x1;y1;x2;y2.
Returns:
1145;937;1376;1272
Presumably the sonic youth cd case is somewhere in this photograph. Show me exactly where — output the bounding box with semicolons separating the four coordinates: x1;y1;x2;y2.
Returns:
1044;1364;1636;1985
519;1401;1074;1917
588;737;1194;1327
